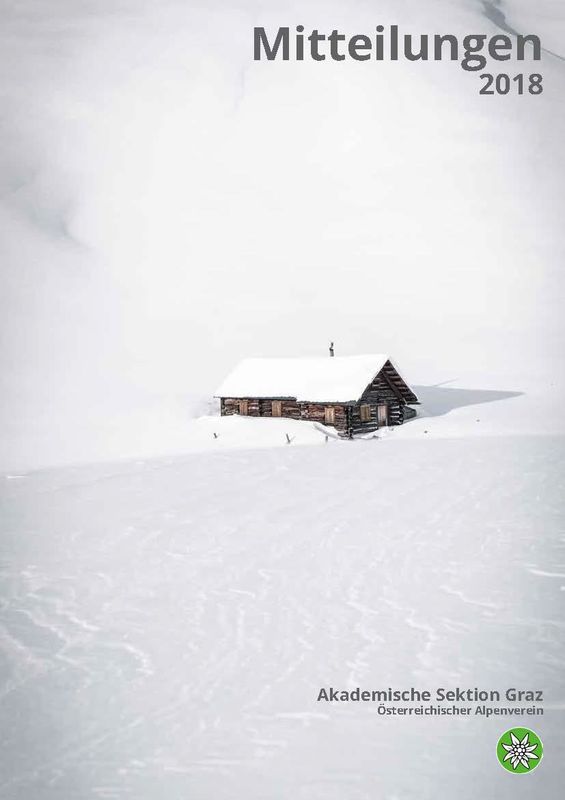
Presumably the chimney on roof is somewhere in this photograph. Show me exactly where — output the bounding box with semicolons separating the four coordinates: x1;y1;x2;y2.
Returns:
329;341;334;357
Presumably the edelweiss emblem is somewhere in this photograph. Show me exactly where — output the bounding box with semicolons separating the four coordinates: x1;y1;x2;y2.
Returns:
497;728;543;773
501;731;539;770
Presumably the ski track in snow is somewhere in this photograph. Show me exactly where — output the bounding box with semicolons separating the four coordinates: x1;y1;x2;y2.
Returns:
0;435;564;798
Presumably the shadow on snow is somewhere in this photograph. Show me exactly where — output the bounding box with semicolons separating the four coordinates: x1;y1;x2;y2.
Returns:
412;383;523;418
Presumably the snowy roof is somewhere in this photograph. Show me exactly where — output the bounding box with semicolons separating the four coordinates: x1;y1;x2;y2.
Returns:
215;354;402;403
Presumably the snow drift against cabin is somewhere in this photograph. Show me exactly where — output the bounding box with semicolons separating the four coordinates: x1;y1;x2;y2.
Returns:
215;354;410;403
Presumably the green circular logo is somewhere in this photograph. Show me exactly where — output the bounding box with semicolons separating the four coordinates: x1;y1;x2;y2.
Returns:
496;727;543;773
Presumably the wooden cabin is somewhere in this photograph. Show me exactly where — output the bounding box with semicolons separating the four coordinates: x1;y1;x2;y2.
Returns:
215;354;419;437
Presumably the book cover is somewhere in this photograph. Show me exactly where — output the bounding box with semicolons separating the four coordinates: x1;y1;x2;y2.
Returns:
0;1;563;798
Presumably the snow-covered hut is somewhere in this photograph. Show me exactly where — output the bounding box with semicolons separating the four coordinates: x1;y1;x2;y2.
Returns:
215;354;419;437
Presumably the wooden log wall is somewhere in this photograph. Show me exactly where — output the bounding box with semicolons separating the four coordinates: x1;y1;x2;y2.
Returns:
221;398;303;420
358;365;409;431
378;360;419;403
220;398;349;434
220;366;416;438
221;398;263;416
349;401;405;435
299;403;349;434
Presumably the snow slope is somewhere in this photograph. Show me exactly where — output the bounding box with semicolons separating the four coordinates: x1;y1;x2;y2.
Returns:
1;428;563;799
1;0;564;472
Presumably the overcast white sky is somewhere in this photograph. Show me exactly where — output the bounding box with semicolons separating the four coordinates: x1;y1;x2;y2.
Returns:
1;0;564;470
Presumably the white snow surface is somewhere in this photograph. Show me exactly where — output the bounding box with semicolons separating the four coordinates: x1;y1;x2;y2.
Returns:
215;355;393;402
1;432;563;799
2;386;565;800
